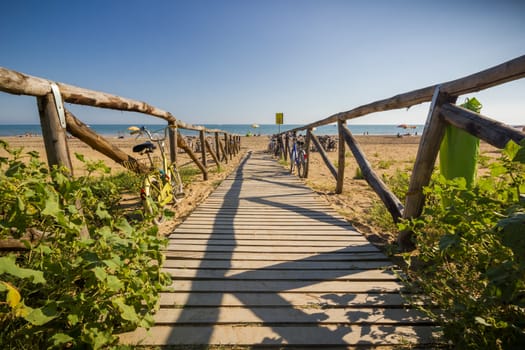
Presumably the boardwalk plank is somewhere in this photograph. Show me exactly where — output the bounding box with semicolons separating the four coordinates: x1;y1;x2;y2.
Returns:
153;307;429;324
119;150;438;348
159;291;409;307
165;268;398;280
163;259;392;270
120;325;437;346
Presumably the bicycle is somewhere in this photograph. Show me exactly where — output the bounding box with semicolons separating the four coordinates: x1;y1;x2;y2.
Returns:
270;134;284;159
289;134;307;178
127;125;184;224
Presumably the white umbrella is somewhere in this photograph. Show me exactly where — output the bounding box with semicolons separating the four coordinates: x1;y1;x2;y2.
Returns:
251;123;259;128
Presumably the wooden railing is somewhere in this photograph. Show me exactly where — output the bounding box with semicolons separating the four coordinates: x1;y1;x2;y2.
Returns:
0;67;241;181
276;55;525;250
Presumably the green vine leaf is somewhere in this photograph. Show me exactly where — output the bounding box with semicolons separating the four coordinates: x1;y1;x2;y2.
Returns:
112;297;140;322
0;256;46;284
24;303;58;326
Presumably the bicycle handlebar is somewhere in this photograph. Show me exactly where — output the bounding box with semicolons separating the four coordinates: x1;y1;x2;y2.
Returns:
128;125;176;143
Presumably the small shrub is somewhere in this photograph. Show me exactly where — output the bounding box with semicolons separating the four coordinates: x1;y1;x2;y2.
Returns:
0;141;170;349
399;140;525;349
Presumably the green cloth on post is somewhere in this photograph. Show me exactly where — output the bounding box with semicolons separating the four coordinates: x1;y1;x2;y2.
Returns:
439;125;480;188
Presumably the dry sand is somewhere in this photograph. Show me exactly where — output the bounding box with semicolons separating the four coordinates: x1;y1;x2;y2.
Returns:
0;134;500;242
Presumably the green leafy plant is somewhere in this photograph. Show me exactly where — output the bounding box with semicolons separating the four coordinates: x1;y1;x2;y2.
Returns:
399;140;525;349
0;141;170;349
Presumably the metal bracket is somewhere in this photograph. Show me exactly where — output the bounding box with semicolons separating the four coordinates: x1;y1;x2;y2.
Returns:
50;83;66;128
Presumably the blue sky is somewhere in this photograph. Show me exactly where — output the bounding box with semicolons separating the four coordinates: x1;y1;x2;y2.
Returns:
1;0;524;126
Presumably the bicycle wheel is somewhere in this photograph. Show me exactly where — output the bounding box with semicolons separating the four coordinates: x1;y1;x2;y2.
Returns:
298;150;307;178
142;174;165;224
169;166;184;203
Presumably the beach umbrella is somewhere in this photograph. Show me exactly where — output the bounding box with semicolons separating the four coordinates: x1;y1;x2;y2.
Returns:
397;124;416;129
251;123;259;128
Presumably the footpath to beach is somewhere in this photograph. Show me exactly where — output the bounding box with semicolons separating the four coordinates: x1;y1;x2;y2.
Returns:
120;150;437;348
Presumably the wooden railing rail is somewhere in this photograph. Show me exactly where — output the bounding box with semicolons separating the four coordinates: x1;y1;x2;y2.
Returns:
282;55;525;134
0;66;240;180
276;55;525;251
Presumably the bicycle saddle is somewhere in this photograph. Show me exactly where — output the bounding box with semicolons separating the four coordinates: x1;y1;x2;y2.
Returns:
132;142;156;153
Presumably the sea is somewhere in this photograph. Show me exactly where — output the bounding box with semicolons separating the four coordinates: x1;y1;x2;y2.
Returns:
0;123;424;137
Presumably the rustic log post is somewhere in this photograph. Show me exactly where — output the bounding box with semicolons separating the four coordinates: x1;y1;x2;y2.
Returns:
205;138;221;170
199;130;208;180
214;132;221;162
37;93;74;173
231;135;237;156
285;133;290;161
440;103;525;148
341;125;404;222
223;133;229;162
65;110;146;173
336;119;346;194
168;121;178;164
309;130;338;180
401;86;457;251
304;128;312;178
220;135;227;164
280;134;287;161
228;134;232;158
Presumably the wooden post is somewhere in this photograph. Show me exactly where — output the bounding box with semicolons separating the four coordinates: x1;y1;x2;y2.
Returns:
220;135;227;164
168;121;178;164
341;125;404;222
401;86;457;250
304;128;312;178
309;130;338;180
205;138;221;170
228;134;234;160
37;93;73;174
214;132;221;162
199;130;208;180
224;133;229;162
285;133;290;161
336;119;346;194
280;134;285;159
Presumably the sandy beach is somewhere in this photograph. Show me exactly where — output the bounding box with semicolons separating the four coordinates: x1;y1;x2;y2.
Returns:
0;134;499;240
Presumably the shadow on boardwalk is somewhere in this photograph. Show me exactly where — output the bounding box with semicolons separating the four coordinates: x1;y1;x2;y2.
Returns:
123;151;437;347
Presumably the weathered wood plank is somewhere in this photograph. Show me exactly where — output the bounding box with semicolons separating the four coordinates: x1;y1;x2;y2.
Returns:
153;307;428;324
166;244;380;253
159;291;409;307
168;280;405;293
163;259;392;270
169;228;362;236
164;268;398;280
169;234;366;241
120;325;437;346
163;251;391;261
168;239;369;247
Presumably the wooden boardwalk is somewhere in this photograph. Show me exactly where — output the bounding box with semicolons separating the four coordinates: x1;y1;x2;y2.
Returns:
120;151;438;348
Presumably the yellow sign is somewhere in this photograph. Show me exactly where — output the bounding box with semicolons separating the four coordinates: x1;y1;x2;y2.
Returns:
275;112;284;125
